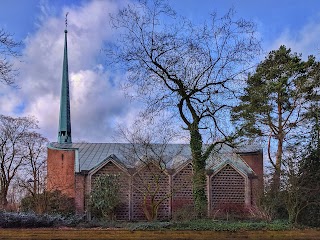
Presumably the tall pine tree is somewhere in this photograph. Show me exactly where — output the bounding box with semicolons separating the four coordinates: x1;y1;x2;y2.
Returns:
232;45;315;190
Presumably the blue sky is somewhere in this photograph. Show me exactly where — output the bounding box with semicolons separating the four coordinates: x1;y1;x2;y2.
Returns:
0;0;320;142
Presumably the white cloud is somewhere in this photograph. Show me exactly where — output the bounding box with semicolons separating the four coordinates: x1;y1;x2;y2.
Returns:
0;0;141;142
0;86;24;115
269;19;320;58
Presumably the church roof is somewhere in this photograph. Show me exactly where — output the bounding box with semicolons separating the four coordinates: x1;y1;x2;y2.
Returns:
48;142;261;175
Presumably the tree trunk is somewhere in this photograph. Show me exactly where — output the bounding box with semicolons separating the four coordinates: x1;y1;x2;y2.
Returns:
0;188;8;209
190;127;207;218
273;100;284;191
272;133;283;192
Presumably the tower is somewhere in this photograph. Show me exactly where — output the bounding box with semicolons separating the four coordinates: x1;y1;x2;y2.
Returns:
58;15;72;144
47;15;76;201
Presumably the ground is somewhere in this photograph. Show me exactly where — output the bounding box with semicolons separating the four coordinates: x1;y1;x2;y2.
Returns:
0;229;319;240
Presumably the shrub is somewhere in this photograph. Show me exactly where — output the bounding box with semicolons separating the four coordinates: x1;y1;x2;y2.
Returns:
0;211;85;228
90;174;120;220
0;212;61;228
21;191;75;215
172;199;196;221
298;205;320;227
212;202;251;220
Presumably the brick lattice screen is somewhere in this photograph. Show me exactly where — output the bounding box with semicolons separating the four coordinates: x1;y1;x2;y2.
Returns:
211;164;245;209
132;163;170;220
91;161;130;220
172;163;194;212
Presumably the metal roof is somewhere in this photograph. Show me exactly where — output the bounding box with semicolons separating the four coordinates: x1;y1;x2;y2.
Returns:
48;142;260;175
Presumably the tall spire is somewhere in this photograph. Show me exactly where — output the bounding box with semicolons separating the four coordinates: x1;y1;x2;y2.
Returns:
58;13;72;144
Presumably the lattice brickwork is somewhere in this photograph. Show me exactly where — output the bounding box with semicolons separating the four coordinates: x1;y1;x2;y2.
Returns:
132;163;170;220
91;161;130;220
211;165;245;209
172;163;194;211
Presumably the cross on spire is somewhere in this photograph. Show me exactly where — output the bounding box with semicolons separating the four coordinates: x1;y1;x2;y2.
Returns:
65;12;69;31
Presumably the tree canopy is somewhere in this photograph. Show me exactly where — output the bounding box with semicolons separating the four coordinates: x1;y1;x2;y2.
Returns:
0;115;39;208
232;45;316;189
107;0;260;216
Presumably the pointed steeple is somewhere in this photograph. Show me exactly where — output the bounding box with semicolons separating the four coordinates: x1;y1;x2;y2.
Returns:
58;14;72;144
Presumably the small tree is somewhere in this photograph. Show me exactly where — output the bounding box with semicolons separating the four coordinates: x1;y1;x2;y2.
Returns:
18;132;48;214
90;174;120;220
281;154;303;223
118;115;184;221
0;115;38;209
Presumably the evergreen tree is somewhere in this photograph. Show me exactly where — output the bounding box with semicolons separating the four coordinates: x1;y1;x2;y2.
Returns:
232;46;315;190
297;147;320;226
297;62;320;226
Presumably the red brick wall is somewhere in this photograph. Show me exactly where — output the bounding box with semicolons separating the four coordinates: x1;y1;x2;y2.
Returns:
132;163;170;220
172;163;194;213
211;165;245;210
47;148;75;198
75;174;85;214
91;161;130;220
239;151;264;202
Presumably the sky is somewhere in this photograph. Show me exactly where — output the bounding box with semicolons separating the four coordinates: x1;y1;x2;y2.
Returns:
0;0;320;143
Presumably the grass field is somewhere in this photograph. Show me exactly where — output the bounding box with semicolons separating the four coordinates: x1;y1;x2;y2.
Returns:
0;229;319;240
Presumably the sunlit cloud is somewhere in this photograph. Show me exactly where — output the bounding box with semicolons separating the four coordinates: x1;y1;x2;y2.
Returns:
269;20;320;58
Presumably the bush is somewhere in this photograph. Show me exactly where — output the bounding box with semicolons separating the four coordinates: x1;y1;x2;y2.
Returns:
172;204;197;221
90;174;120;220
212;202;251;221
0;211;85;228
0;212;60;228
21;191;75;215
298;205;320;227
171;199;196;221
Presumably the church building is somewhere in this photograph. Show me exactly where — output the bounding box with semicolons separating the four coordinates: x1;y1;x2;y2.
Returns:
47;26;263;220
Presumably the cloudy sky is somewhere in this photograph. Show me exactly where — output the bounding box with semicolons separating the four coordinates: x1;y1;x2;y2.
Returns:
0;0;320;143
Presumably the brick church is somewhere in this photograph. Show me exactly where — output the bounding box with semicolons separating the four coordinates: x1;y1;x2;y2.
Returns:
47;27;263;220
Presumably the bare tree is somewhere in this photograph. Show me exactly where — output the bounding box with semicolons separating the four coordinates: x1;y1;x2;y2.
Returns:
118;116;184;221
108;0;260;216
18;132;48;213
0;29;21;86
0;115;38;208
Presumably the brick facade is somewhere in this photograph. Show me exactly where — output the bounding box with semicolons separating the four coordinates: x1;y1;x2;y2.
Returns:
172;162;194;212
210;165;245;209
75;174;85;214
131;163;171;220
47;146;263;220
90;161;131;220
47;148;76;198
239;151;264;203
